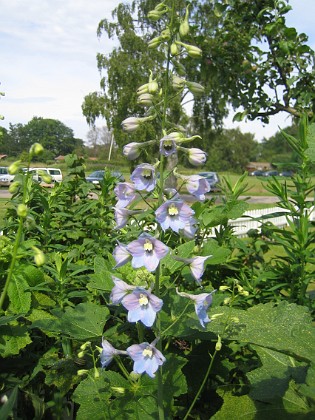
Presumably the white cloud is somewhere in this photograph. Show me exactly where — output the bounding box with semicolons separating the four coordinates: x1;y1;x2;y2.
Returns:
0;0;314;143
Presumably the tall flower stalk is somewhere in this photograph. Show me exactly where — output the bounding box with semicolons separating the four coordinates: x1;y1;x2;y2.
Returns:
103;2;215;418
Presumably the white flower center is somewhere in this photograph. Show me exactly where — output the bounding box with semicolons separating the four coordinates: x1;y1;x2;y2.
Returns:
139;293;149;306
144;239;153;253
142;347;153;358
168;204;178;216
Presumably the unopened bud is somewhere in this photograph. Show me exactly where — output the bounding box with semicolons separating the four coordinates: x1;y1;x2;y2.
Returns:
33;247;45;266
231;317;240;323
111;387;125;394
148;10;162;21
215;335;222;351
137;83;149;95
186;81;205;96
170;43;179;56
148;36;164;49
8;160;21;175
219;285;230;291
77;351;85;359
30;143;44;156
17;203;28;218
9;181;20;194
172;75;186;90
223;297;231;305
137;93;154;106
179;20;189;37
77;369;89;376
148;79;158;94
94;368;100;378
176;41;202;58
80;341;91;351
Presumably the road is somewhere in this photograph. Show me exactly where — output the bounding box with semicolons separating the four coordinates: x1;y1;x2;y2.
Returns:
0;188;279;204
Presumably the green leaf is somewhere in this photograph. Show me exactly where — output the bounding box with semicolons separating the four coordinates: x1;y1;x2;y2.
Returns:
87;256;114;292
0;323;32;357
7;272;31;313
72;370;111;419
305;123;315;162
31;302;110;340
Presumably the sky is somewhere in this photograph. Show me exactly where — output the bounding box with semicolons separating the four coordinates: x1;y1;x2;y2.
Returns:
0;0;314;144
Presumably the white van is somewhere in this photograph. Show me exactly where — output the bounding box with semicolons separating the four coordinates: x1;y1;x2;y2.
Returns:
29;167;63;183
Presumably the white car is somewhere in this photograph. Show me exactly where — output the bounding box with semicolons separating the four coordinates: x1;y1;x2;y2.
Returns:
29;167;63;183
0;173;15;187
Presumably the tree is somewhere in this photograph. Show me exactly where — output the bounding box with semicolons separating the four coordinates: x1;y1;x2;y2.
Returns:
3;117;83;158
82;0;315;149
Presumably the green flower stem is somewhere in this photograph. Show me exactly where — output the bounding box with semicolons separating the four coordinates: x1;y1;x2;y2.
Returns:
0;217;24;312
183;349;218;420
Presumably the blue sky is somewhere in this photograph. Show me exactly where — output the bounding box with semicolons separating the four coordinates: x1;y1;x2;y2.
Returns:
0;0;314;143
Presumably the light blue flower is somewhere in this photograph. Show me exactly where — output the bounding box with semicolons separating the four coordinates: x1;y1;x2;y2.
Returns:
179;218;198;239
127;339;166;378
114;207;142;229
183;174;210;200
100;338;127;368
114;182;137;208
126;232;169;272
176;288;216;328
155;200;194;233
130;163;156;192
173;255;212;284
110;277;136;304
122;288;163;327
113;242;131;268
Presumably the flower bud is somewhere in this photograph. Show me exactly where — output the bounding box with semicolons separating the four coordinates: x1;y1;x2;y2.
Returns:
179;20;189;37
30;143;44;156
148;36;164;49
231;317;240;323
77;351;85;359
111;387;125;395
176;41;202;58
33;247;45;266
219;285;230;291
123;142;142;160
137;83;149;95
121;117;140;132
187;148;207;166
170;43;179;56
148;79;158;94
172;75;185;90
9;181;20;194
17;203;28;218
137;93;154;106
77;369;89;376
223;297;231;305
186;81;205;96
8;160;21;175
80;341;91;351
215;335;222;351
94;368;100;378
148;10;163;21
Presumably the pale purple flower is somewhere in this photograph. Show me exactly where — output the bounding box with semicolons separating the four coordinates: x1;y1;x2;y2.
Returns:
127;339;166;378
179;218;198;239
155;200;194;233
123;142;142;160
159;136;177;157
184;175;210;200
173;255;212;284
110;277;136;304
163;188;180;201
114;182;137;208
130;163;156;192
121;288;163;327
127;232;169;272
187;148;207;166
113;243;131;268
100;338;127;368
176;288;216;328
114;207;141;229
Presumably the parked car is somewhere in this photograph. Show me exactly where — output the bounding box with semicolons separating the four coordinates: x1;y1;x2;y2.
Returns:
279;170;293;177
250;170;264;176
0;166;8;175
263;170;279;177
29;167;63;183
86;170;125;185
0;173;15;187
198;172;221;192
